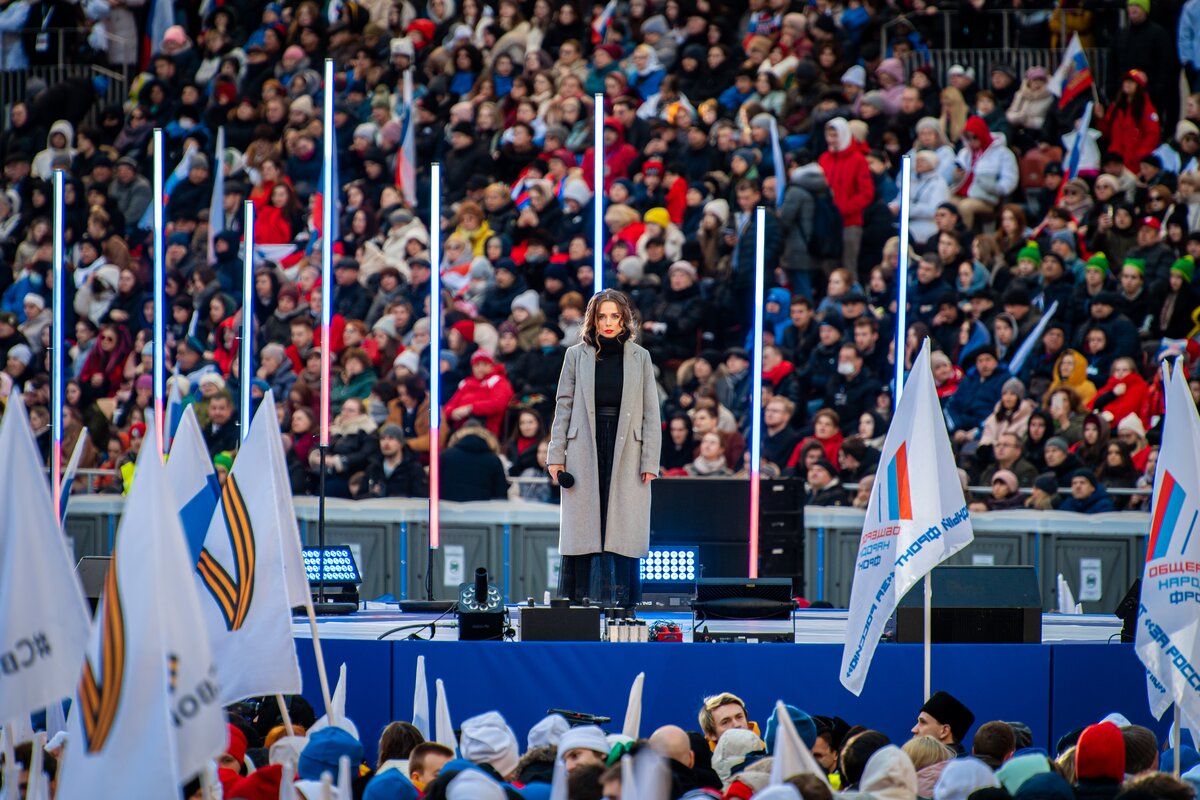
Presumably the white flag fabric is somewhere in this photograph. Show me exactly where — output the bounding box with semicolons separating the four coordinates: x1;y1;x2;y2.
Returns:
435;679;458;752
167;406;221;563
0;396;90;724
622;672;644;739
768;700;830;786
413;655;431;739
1136;361;1200;723
309;663;357;738
57;435;185;798
548;758;568;800
196;394;303;704
1048;33;1087;98
261;391;313;612
840;340;974;695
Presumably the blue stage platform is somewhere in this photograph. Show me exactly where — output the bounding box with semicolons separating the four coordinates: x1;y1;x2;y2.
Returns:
293;623;1165;767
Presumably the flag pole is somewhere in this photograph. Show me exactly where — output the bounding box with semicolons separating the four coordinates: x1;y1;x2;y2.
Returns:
593;93;604;295
429;162;442;556
153;128;166;459
894;155;930;700
749;206;766;579
240;201;255;440
1175;704;1183;777
51;170;65;519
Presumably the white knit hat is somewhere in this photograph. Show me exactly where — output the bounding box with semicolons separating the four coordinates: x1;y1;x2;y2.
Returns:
557;725;610;757
510;289;541;316
459;711;520;778
527;714;571;750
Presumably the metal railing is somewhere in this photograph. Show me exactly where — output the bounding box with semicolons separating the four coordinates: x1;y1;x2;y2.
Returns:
0;29;130;125
882;9;1113;90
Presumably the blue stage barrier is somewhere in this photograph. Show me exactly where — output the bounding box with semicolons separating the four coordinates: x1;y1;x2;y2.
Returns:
295;638;395;766
296;638;1168;761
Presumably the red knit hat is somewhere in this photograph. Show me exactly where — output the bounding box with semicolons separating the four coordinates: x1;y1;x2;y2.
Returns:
226;723;249;764
451;319;476;343
227;765;283;800
1076;721;1126;782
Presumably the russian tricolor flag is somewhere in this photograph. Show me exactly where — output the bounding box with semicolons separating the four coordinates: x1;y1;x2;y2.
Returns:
1049;34;1094;109
592;0;617;44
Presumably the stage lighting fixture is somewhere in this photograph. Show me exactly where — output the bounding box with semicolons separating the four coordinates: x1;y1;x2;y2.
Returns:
302;546;361;614
639;546;699;609
457;568;506;640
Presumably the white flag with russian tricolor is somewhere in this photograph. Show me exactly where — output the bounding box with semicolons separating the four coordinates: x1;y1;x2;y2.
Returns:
840;340;974;696
1136;360;1200;724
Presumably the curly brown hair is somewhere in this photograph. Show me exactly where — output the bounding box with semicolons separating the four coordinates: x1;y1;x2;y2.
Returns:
579;289;638;350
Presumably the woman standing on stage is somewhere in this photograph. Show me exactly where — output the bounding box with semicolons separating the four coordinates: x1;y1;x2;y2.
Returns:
547;289;662;608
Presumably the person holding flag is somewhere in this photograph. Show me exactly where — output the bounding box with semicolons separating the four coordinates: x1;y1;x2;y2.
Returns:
840;340;974;696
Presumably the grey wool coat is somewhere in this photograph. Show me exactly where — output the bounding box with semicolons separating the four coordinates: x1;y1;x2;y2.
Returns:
547;339;662;558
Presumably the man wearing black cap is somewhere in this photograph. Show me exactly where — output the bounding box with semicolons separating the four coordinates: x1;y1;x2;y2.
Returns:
1059;468;1117;514
359;424;428;499
1001;286;1042;342
805;318;844;410
1078;292;1140;359
1037;252;1075;328
332;258;371;322
109;156;151;235
718;347;753;434
807;458;849;506
444;121;490;204
947;346;1010;443
913;690;976;755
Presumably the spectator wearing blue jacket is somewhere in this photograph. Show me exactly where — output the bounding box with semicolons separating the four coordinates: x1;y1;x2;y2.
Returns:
948;346;1011;442
1059;469;1117;513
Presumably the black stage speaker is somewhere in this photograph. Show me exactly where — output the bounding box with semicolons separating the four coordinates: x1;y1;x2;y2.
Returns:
896;565;1041;644
520;605;602;641
692;578;795;621
759;479;805;595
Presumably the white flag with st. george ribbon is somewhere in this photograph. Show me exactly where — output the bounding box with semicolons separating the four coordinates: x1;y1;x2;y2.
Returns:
1137;360;1200;723
0;395;90;724
196;392;303;704
840;340;974;695
57;426;219;798
167;405;221;563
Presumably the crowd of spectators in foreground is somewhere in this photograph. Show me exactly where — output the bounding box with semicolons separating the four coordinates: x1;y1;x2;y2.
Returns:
7;686;1196;800
0;0;1198;512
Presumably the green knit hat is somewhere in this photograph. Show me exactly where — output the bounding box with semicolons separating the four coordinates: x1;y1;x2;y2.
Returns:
1123;257;1146;275
1085;252;1110;276
1172;256;1195;283
1017;240;1041;265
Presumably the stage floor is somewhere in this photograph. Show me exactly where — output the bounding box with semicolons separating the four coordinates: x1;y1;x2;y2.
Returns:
293;605;1124;643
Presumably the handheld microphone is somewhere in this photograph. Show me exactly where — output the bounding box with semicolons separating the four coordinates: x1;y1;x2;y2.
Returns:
557;471;576;488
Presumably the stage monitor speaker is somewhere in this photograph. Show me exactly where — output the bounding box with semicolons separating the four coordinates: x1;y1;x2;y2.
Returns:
520;606;601;641
692;578;795;621
76;556;110;613
896;565;1041;644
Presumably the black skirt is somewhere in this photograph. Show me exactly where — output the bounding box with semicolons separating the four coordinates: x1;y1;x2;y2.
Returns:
558;408;642;609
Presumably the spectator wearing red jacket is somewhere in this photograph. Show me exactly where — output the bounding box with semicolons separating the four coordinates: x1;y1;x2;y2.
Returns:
819;117;875;272
1088;357;1150;429
583;118;639;192
444;350;515;437
1100;70;1161;173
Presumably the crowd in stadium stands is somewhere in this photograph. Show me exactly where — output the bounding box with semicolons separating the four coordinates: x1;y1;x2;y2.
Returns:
12;685;1198;800
0;0;1199;512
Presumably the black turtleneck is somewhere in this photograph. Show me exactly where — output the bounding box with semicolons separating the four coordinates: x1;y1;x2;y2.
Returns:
595;332;627;410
